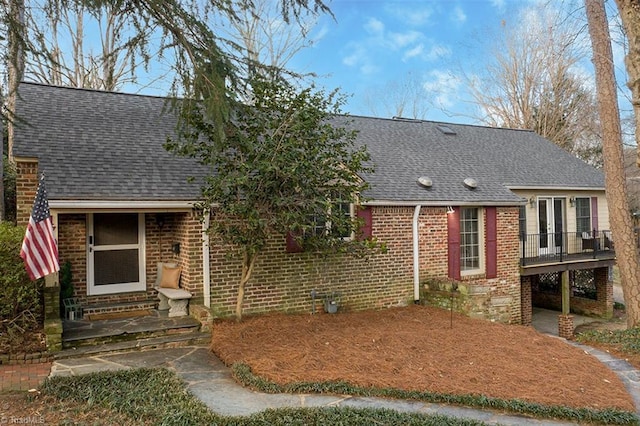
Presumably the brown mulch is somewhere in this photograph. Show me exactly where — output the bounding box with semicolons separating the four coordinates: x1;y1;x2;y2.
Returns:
0;327;46;356
211;304;635;412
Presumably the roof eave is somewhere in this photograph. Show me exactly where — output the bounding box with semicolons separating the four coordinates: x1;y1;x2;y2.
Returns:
507;185;606;191
363;200;526;207
49;199;199;211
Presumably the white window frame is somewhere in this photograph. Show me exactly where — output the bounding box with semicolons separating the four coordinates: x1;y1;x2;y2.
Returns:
460;207;485;277
307;198;355;241
87;213;146;295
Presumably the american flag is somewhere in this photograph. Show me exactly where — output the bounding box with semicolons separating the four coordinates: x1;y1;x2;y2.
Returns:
20;175;60;280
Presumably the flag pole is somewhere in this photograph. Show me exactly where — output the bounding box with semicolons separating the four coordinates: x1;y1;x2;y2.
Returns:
20;172;60;281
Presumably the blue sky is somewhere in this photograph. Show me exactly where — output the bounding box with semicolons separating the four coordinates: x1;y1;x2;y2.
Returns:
285;0;631;125
115;0;629;128
291;0;512;122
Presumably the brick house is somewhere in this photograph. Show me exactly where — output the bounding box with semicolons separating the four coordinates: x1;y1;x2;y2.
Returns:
12;83;615;337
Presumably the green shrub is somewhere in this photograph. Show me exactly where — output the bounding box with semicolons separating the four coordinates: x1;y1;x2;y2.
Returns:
0;221;43;327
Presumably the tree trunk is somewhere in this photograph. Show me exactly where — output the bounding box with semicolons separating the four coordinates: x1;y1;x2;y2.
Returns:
585;0;640;327
3;0;26;221
7;0;25;162
614;0;640;162
235;250;258;321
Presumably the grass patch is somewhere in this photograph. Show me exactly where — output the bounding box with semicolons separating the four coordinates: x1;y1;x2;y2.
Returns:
232;363;639;425
40;368;489;425
577;327;640;353
240;407;486;425
41;368;221;425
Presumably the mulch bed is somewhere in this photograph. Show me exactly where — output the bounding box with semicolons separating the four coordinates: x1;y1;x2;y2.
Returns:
211;304;635;411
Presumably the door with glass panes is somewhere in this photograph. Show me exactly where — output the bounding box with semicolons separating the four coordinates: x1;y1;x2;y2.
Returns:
537;197;566;256
87;213;146;295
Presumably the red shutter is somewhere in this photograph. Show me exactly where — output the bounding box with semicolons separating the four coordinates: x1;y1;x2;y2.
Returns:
447;207;461;280
356;206;373;240
286;231;303;253
485;207;497;279
591;197;599;233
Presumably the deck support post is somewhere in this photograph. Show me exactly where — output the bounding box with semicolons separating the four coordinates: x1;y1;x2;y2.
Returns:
561;270;570;315
558;270;574;339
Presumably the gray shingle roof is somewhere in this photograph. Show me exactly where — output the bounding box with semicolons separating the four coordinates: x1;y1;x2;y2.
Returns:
13;82;210;201
337;116;605;204
13;82;605;205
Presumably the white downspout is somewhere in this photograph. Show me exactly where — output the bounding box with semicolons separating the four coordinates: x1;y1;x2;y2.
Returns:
202;211;211;308
412;205;422;303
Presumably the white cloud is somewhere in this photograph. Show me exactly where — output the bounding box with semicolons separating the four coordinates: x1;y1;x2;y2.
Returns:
311;24;330;46
342;43;379;75
451;6;467;24
403;44;424;62
426;44;451;61
423;70;461;108
401;42;450;62
342;44;365;67
389;30;423;49
360;63;379;75
490;0;506;12
364;17;385;36
386;6;434;26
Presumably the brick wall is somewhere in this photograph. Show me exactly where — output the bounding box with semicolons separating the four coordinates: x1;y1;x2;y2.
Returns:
421;207;522;324
207;206;415;317
15;160;523;323
16;161;39;226
521;276;532;325
58;214;87;300
53;212;203;307
174;211;204;301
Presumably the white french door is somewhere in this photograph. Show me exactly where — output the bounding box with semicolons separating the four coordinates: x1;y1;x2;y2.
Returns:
537;197;566;256
87;213;146;295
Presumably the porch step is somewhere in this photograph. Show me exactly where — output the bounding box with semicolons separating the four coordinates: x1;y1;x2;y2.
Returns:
55;331;211;360
61;310;203;350
81;299;158;317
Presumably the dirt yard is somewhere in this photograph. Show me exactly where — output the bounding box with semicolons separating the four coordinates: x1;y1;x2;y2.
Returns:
211;304;635;412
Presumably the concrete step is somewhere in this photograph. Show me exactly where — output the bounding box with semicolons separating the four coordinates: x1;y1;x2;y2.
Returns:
61;310;202;349
81;299;158;317
55;331;211;359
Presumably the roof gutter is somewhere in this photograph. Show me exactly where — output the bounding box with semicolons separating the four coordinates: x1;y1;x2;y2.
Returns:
49;200;197;211
365;200;525;207
507;185;606;191
202;211;211;308
412;205;422;303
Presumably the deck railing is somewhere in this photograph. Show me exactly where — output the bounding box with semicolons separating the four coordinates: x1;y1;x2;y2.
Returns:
520;230;614;266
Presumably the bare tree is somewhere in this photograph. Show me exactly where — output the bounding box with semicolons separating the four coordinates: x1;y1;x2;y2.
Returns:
24;0;160;91
465;6;602;164
585;0;640;327
206;0;319;100
5;0;24;162
1;0;26;221
615;0;640;164
363;71;431;119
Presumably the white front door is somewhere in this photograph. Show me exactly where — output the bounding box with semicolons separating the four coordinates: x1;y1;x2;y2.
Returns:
87;213;146;295
537;197;565;256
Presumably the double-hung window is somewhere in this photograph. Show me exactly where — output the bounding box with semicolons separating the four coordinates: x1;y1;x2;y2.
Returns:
575;197;591;235
307;194;354;240
460;207;484;275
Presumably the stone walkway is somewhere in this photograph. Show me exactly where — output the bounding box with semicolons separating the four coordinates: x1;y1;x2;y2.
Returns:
48;344;640;425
